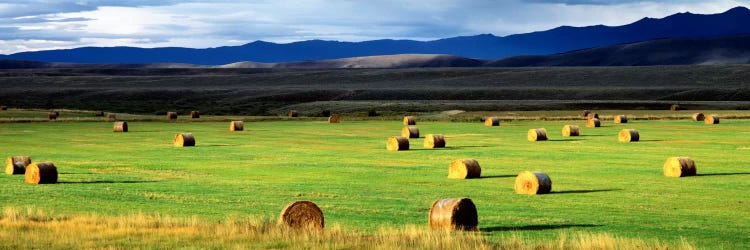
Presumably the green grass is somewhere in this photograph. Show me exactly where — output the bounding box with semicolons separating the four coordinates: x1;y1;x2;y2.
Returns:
1;114;748;249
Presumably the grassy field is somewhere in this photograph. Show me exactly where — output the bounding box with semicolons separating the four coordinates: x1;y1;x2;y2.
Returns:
1;111;748;249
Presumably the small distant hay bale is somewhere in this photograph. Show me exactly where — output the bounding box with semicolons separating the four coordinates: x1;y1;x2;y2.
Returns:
278;201;324;230
288;110;298;117
428;198;478;231
106;113;117;121
402;126;420;138
166;112;178;119
618;129;639;142
448;159;481;179
386;136;409;151
586;118;601;128
484;116;499;126
229;121;244;131
614;115;627;124
527;128;548;141
671;104;681;111
48;111;58;120
190;111;200;118
586;113;599;120
705;115;719;124
94;111;104;116
692;113;705;121
562;125;580;137
0;106;7;111
514;171;552;195
25;162;58;184
403;116;416;125
581;110;591;118
174;133;195;147
424;134;446;149
6;156;31;175
663;157;697;177
328;114;342;123
113;121;128;132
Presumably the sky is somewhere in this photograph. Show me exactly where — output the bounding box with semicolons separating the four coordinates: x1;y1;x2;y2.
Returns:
0;0;748;54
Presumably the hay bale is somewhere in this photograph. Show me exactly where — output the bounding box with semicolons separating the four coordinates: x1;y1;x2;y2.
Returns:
586;113;599;120
403;116;416;125
428;198;478;231
106;113;117;121
190;111;200;118
328;114;342;123
618;129;639;142
448;159;481;179
692;113;705;121
0;106;7;111
424;134;446;149
25;162;57;184
166;112;178;119
402;126;420;138
484;116;499;126
527;128;548;141
174;133;195;147
514;171;552;195
586;118;601;128
94;111;104;116
288;110;298;117
705;115;719;124
5;156;31;175
562;125;580;137
614;115;627;124
581;110;591;118
663;157;697;177
278;201;324;229
229;121;244;131
48;111;58;120
113;121;128;132
386;136;409;151
671;104;681;111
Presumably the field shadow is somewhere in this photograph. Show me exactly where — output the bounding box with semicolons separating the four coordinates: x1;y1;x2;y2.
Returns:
580;134;606;137
443;146;491;150
552;189;621;194
548;139;585;142
58;172;98;175
58;180;160;184
482;224;601;232
199;144;242;147
638;139;665;142
697;172;750;177
480;174;516;179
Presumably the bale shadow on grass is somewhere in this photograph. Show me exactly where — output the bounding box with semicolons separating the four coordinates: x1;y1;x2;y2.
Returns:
482;224;601;232
198;144;242;147
697;172;750;177
638;139;665;142
548;139;585;142
57;180;161;184
552;189;621;194
58;172;98;175
479;175;516;179
441;146;491;150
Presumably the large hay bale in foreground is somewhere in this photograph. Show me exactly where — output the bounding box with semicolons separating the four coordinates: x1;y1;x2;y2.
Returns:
586;113;599;120
166;112;178;120
424;134;446;149
288;110;298;117
514;171;552;195
618;129;639;142
174;133;196;147
386;136;409;151
106;113;117;121
448;159;481;179
48;111;58;120
113;121;128;132
663;157;697;177
403;116;416;125
328;114;342;123
562;125;580;137
692;113;705;121
6;156;31;175
484;116;499;126
671;104;681;111
428;198;478;231
278;201;324;230
229;121;244;131
190;111;200;118
402;126;420;138
25;162;58;184
586;118;601;128
527;128;547;141
614;115;627;124
705;115;719;124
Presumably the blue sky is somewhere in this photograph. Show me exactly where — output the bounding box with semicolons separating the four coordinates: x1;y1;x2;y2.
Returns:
0;0;747;54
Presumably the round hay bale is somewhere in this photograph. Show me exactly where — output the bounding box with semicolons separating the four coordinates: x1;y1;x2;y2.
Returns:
586;113;599;120
25;162;58;184
527;128;548;141
614;115;627;124
424;134;446;149
328;114;342;123
113;121;128;132
278;201;324;230
692;113;705;121
581;110;591;118
94;111;104;116
386;136;409;151
663;157;697;177
705;115;719;124
618;129;639;142
514;171;552;195
6;156;31;175
0;106;7;111
403;116;416;125
106;113;117;121
190;111;200;118
48;111;58;120
166;112;178;119
562;125;580;137
484;116;499;126
670;104;681;111
174;133;195;147
586;118;601;128
428;198;478;231
448;159;481;179
229;121;244;131
401;126;420;138
288;110;298;117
